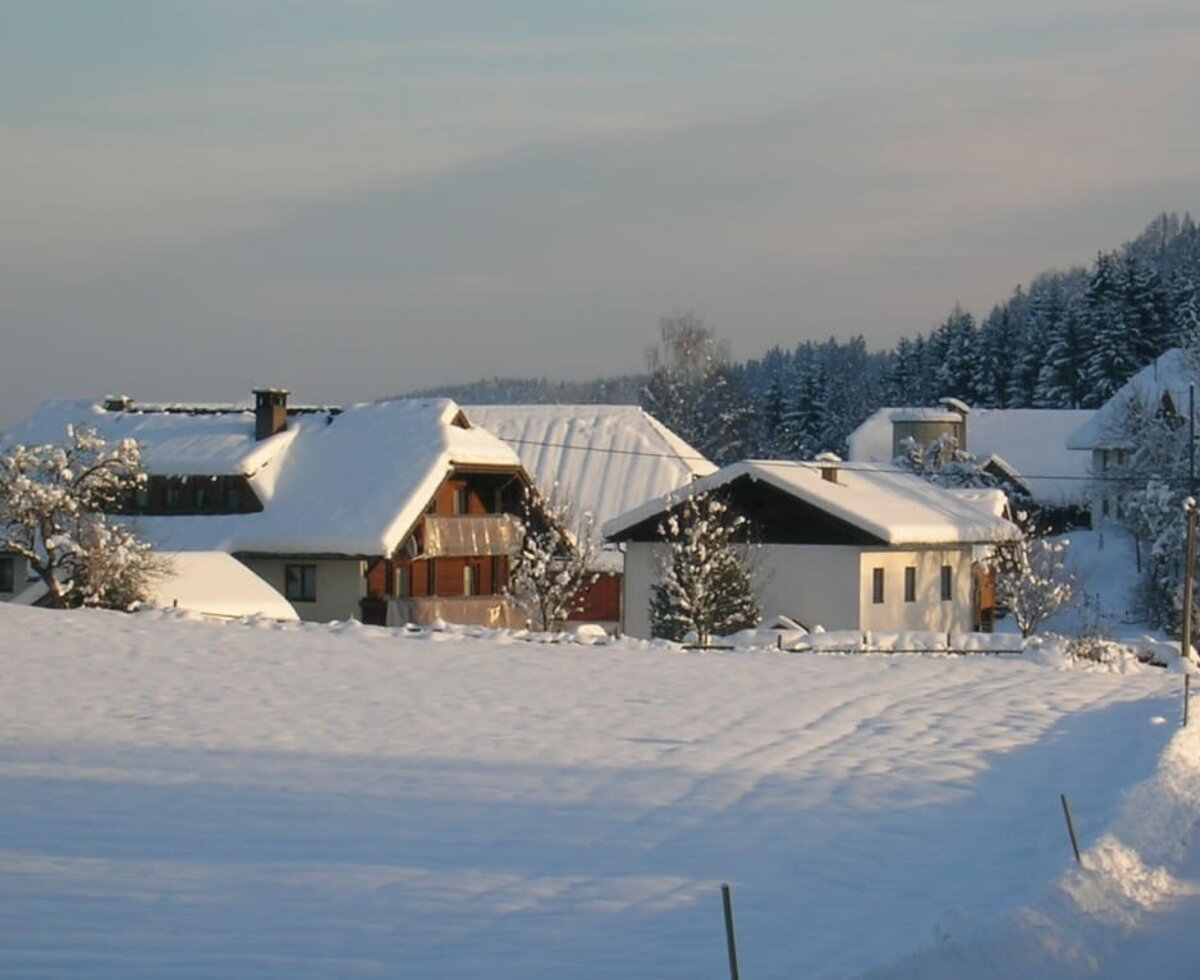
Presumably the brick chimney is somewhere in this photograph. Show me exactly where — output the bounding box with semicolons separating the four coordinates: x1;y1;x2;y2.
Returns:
253;388;289;441
815;451;841;484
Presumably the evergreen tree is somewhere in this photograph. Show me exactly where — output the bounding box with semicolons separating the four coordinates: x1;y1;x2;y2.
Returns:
1034;282;1086;408
932;306;978;402
649;491;760;645
1082;252;1140;406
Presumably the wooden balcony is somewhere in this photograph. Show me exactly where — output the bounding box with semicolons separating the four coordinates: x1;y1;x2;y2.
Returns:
420;515;521;558
386;595;524;629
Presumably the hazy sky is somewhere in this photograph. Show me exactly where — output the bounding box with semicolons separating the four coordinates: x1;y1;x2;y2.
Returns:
3;0;1199;429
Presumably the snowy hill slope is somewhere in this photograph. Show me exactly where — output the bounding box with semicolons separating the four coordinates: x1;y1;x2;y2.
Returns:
0;605;1194;978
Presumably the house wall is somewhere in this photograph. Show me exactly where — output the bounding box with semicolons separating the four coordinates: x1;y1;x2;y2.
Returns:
754;545;861;630
0;552;29;600
1089;448;1129;526
858;547;975;633
620;542;978;638
239;557;366;623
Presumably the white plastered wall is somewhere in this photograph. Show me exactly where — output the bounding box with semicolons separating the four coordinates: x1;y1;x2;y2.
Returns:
858;547;975;633
239;557;366;623
754;545;861;631
620;541;978;638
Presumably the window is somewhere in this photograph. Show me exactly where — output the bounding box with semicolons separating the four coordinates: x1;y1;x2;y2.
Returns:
224;482;241;512
872;567;884;604
453;486;470;515
165;482;183;512
0;557;13;593
941;565;953;601
285;564;317;602
195;485;211;512
463;563;480;596
904;566;916;603
394;564;411;597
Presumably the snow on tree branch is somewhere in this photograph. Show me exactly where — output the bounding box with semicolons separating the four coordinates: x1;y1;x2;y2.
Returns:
650;490;760;646
507;483;598;632
0;425;165;609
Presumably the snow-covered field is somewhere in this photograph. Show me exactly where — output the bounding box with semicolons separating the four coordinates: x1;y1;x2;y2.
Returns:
2;604;1198;978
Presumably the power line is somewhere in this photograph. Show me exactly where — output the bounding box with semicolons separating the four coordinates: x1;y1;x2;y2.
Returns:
496;434;1157;485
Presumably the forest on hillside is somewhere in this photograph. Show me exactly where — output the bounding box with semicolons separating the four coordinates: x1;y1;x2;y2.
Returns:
411;212;1200;464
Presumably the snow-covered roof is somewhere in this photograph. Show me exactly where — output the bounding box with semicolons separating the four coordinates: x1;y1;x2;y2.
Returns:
848;407;1093;505
5;397;524;556
1067;348;1197;451
465;404;715;570
4;399;297;484
146;552;299;620
604;460;1021;546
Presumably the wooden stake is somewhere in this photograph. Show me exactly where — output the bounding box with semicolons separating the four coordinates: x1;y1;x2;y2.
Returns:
1060;794;1082;866
1185;674;1191;728
722;883;741;980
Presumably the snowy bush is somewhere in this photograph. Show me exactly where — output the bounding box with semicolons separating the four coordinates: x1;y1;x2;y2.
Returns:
649;491;760;646
991;532;1076;638
506;483;598;632
0;425;165;609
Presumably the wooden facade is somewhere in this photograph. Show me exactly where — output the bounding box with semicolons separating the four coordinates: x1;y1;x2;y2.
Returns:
359;469;525;625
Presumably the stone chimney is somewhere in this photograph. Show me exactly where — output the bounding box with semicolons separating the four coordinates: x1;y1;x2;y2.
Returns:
253;388;290;441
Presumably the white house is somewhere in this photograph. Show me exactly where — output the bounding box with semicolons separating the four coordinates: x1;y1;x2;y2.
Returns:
1067;348;1196;526
3;392;533;626
464;404;715;626
848;404;1094;527
604;459;1021;638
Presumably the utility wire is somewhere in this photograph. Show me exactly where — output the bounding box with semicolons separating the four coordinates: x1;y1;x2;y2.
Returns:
495;434;1158;484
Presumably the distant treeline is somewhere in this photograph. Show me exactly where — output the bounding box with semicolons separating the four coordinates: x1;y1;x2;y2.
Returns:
410;212;1200;464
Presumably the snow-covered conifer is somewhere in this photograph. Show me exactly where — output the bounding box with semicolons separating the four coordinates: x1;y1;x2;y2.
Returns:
649;491;760;645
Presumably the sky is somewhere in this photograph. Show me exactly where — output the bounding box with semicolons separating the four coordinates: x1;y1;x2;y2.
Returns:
2;0;1199;429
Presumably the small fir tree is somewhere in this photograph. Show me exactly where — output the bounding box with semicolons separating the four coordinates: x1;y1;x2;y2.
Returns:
649;491;760;645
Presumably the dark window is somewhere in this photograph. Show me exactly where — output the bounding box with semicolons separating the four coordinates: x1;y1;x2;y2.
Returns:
453;486;470;515
463;563;479;596
285;564;317;602
395;565;410;597
941;565;953;601
0;557;14;593
195;485;211;512
224;481;241;512
904;567;916;603
165;482;183;512
872;567;884;604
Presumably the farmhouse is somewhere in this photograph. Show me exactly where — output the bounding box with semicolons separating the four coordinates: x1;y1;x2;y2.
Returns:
1067;347;1196;526
464;404;715;628
604;458;1021;638
3;392;532;626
